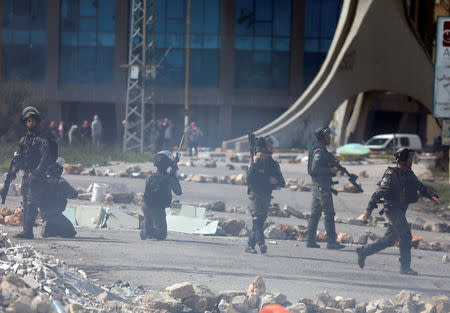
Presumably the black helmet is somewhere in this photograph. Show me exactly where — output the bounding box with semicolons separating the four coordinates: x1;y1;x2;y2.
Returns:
22;106;41;122
394;148;412;162
153;150;174;169
314;127;335;140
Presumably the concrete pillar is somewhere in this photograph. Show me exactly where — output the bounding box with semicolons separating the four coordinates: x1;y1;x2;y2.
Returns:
290;0;306;96
345;92;375;143
45;0;61;102
332;94;357;146
218;0;235;142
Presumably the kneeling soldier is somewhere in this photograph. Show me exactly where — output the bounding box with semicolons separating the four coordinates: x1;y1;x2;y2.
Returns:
141;150;182;240
357;148;440;275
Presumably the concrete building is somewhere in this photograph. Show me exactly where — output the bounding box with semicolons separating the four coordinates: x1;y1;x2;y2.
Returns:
0;0;344;146
0;0;443;149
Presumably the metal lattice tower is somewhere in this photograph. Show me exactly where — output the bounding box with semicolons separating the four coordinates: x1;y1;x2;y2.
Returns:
123;0;155;153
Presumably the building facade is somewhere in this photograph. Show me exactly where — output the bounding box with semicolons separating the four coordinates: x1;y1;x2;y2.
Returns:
0;0;342;146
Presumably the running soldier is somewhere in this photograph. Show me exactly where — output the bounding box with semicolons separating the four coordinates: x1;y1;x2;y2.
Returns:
357;148;440;275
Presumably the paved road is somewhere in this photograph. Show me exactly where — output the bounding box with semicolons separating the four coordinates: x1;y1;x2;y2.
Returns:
1;156;449;303
7;226;449;303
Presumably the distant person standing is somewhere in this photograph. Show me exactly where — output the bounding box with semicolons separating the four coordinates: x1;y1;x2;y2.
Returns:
68;123;79;145
187;121;202;156
162;118;174;151
58;121;65;145
91;115;102;147
80;120;90;145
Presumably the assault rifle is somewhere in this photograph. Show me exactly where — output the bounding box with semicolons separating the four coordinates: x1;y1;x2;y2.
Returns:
1;152;20;204
330;157;364;193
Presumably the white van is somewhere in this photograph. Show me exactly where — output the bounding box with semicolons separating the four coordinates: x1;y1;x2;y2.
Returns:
364;134;422;152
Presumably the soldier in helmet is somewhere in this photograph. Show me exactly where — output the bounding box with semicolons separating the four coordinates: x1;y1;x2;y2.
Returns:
141;150;182;240
10;107;51;239
357;148;440;275
245;135;285;254
306;127;345;249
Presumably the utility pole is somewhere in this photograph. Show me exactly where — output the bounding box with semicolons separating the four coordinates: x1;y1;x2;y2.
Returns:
183;0;192;149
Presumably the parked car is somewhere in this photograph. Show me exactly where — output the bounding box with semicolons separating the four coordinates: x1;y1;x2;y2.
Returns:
364;134;422;152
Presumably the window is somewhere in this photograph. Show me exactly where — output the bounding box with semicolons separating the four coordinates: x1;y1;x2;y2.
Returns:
400;137;410;146
1;0;47;81
234;0;291;89
60;0;116;84
152;0;221;87
303;0;342;88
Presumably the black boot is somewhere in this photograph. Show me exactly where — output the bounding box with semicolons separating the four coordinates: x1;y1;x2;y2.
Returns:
306;241;320;248
259;244;267;254
245;245;257;254
356;247;366;268
327;242;345;249
400;265;418;275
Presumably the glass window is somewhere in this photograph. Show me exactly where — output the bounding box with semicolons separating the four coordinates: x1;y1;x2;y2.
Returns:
60;0;116;84
1;0;46;82
234;0;291;89
303;0;342;88
400;137;410;146
152;0;221;87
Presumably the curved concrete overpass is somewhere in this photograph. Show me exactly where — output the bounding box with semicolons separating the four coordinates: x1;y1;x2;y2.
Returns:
222;0;433;150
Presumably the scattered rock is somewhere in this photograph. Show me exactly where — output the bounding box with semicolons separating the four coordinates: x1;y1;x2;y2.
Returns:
411;217;426;230
212;201;226;212
430;241;442;251
191;175;206;183
420;170;434;182
221;219;245;236
287;302;308;313
226;164;235;170
359;171;369;178
442;254;449;264
264;225;287;240
343;182;362;193
260;293;277;310
165;282;195;300
63;163;84;175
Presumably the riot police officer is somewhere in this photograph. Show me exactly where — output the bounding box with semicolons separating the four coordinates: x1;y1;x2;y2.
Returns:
357;148;440;275
141;150;182;240
245;135;285;254
14;107;51;239
306;127;345;249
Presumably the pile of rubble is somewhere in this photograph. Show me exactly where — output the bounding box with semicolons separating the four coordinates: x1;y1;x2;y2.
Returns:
0;207;24;226
64;164;152;179
179;173;247;185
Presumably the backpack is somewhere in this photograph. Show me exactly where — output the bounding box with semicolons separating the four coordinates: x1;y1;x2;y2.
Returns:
144;173;172;208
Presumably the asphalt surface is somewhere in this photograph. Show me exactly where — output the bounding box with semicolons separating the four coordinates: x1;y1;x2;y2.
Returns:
1;154;450;303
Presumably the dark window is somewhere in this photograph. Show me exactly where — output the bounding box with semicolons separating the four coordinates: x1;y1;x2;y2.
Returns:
400;137;410;146
151;0;221;87
1;0;47;81
303;0;342;88
60;0;116;84
234;0;291;89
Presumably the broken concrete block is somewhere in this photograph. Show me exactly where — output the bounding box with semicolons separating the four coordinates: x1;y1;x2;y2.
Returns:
143;291;185;312
260;293;277;310
221;219;245;236
287;302;308;313
318;291;335;307
264;225;286;240
335;296;356;310
411;217;426;230
430;241;442;251
232;295;249;312
442;254;449;264
166;282;195;300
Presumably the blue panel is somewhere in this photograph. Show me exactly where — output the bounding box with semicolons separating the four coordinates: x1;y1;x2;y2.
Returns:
167;19;185;33
29;45;46;81
190;49;219;87
154;0;167;32
320;0;339;37
62;32;78;46
272;51;290;88
204;0;220;34
235;36;252;50
166;33;185;48
254;22;272;36
98;0;115;32
14;31;30;44
60;47;78;82
254;37;271;50
304;0;320;37
79;32;97;46
255;0;272;21
96;47;114;83
98;33;115;46
190;34;203;48
80;0;97;17
190;0;204;34
273;38;290;51
2;30;13;44
31;31;46;44
79;17;97;32
273;0;291;36
167;0;185;19
236;0;253;36
203;35;220;49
